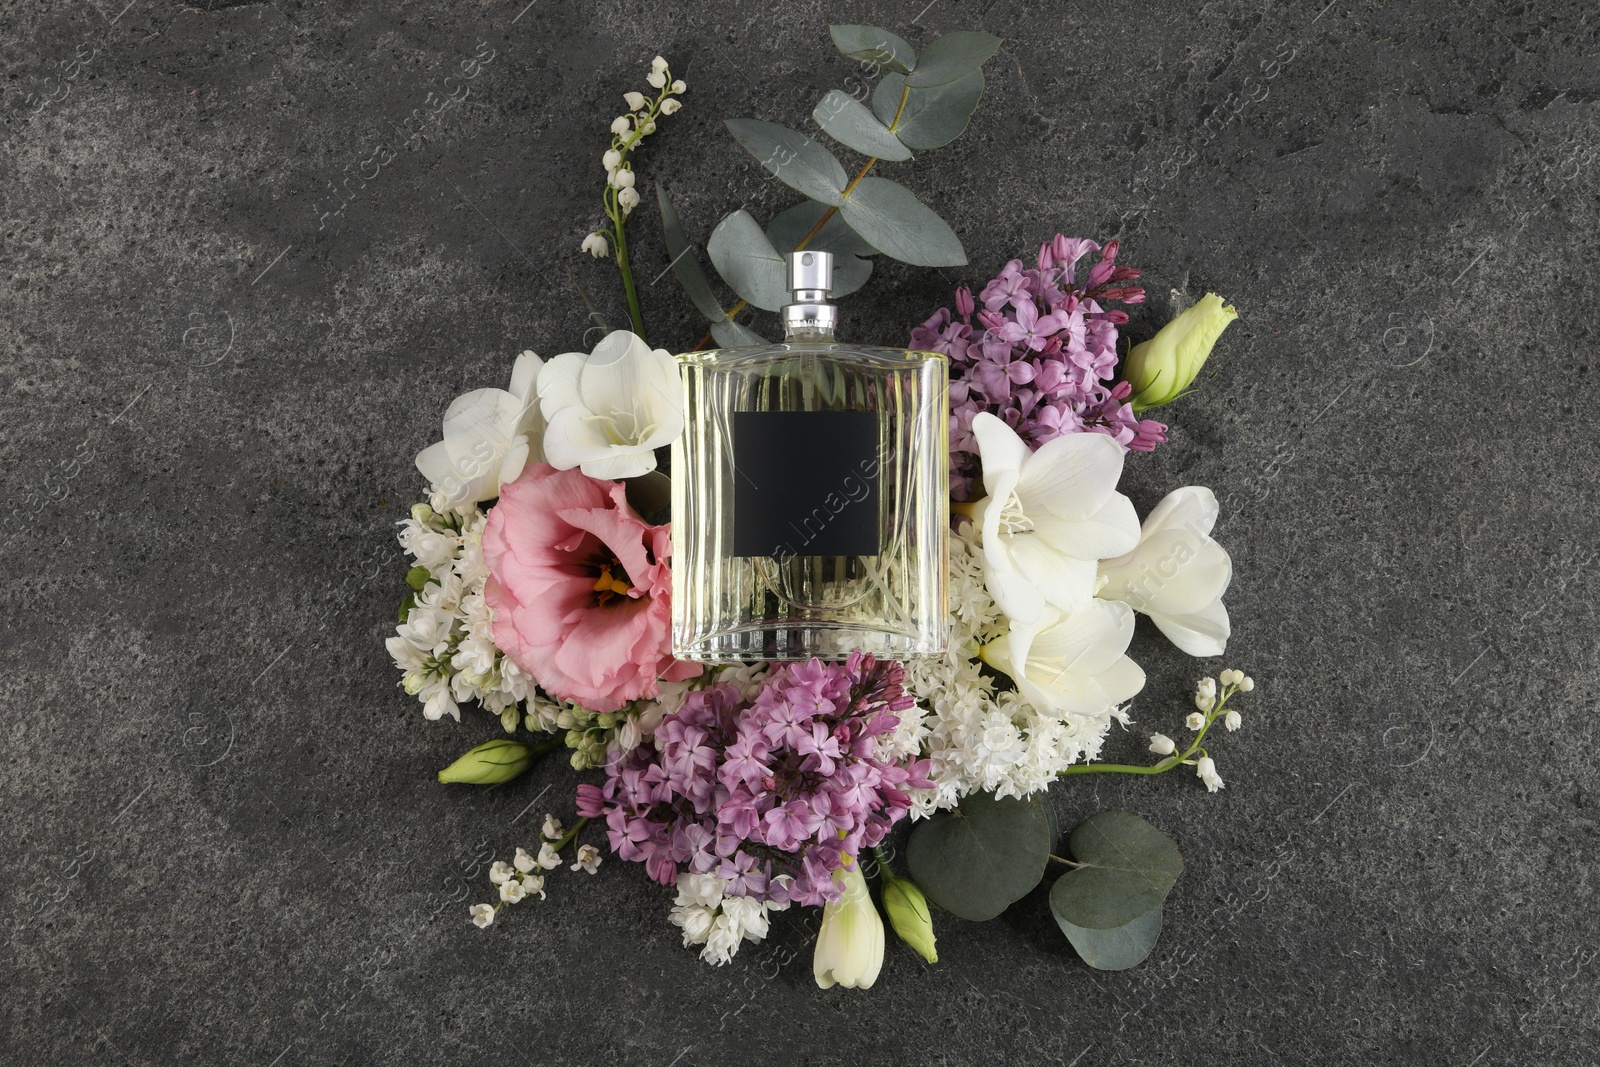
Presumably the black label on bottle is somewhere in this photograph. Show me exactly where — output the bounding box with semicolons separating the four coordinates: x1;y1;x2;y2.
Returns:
731;410;881;559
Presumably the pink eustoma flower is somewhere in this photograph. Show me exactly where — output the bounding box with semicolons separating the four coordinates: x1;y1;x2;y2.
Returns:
483;462;700;712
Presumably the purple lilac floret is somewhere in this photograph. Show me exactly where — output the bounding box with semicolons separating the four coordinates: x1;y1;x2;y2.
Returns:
911;234;1169;500
575;654;931;907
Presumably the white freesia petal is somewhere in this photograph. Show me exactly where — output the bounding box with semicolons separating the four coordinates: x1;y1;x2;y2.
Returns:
578;331;652;416
1149;598;1231;657
537;331;685;480
1141;485;1219;537
500;435;531;487
1031;492;1141;561
1097;486;1232;657
536;353;588;418
1096;655;1147;705
415;440;458;489
1003;534;1098;615
577;447;660;481
970;412;1029;478
541;407;622;469
508;350;543;400
1025;600;1135;676
1016;432;1125;519
981;550;1048;624
441;388;508;443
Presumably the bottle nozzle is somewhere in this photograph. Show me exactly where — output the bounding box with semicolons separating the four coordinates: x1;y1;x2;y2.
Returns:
782;250;838;335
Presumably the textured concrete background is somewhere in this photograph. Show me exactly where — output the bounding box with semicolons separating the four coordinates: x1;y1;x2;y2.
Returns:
3;1;1597;1064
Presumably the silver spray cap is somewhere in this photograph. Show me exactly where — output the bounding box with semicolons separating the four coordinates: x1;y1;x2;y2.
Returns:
781;250;838;334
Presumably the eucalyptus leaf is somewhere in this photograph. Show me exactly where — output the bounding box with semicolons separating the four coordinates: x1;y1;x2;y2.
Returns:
838;176;966;267
656;183;729;324
710;318;767;348
724;119;847;206
905;31;1003;88
1053;905;1163;971
1050;812;1183;930
828;24;916;74
906;790;1050;921
764;201;874;298
707;211;789;312
813;90;913;161
872;71;986;150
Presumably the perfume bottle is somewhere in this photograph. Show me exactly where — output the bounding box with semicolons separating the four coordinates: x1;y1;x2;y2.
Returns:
672;250;948;662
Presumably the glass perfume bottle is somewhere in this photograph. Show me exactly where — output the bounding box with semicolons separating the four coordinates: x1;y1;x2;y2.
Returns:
672;250;948;662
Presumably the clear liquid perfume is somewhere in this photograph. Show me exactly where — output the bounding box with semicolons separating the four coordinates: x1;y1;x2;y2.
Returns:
672;250;948;662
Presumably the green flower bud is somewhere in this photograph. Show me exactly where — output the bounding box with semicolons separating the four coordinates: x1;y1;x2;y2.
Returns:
556;710;579;730
410;502;436;524
880;874;938;964
1122;293;1238;412
402;671;427;696
437;739;534;785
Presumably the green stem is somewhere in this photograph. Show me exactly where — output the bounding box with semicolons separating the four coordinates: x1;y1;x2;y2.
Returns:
550;816;590;852
611;205;647;341
1058;684;1236;778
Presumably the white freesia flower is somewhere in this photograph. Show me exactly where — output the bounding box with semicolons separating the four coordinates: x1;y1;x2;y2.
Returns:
981;600;1145;717
969;413;1141;625
1097;486;1233;657
538;330;684;480
813;861;884;990
415;351;545;511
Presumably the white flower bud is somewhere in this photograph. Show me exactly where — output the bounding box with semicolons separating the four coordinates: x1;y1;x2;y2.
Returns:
612;168;636;189
1148;733;1176;756
1185;712;1205;731
651;55;669;73
1240;675;1256;692
1194;692;1215;713
623;90;647;111
670;79;686;94
639;120;656;135
610;115;631;135
602;148;621;171
1224;710;1242;732
646;70;666;89
618;186;640;212
1219;668;1242;686
660;97;682;115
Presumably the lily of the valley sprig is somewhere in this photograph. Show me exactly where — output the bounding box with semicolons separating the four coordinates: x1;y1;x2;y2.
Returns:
584;54;686;340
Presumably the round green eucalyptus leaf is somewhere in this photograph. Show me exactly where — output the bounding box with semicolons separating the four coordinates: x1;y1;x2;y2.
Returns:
1051;812;1183;930
828;24;916;74
838;176;966;267
813;89;912;161
1052;903;1162;971
764;202;874;298
724;119;846;206
872;71;986;150
906;790;1051;921
706;210;788;311
904;31;1002;88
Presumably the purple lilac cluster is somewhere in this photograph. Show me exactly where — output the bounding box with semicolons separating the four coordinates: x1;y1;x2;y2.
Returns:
910;235;1168;500
575;655;931;907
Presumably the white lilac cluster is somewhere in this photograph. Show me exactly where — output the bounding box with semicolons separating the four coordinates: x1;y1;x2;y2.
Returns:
900;526;1130;815
388;502;554;731
470;815;603;929
668;871;789;966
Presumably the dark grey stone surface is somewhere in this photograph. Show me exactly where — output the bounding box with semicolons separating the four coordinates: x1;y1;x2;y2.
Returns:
3;1;1597;1064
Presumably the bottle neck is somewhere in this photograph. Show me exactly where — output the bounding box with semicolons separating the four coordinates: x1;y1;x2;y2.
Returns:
781;297;838;340
783;322;836;342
